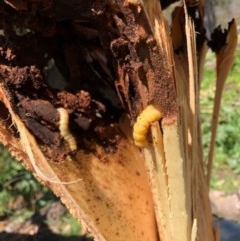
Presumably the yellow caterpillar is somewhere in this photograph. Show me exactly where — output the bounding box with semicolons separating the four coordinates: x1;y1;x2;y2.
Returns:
133;105;162;147
57;107;77;151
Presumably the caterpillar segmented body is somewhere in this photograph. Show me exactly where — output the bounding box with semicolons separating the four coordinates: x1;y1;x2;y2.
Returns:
133;105;162;147
57;107;77;151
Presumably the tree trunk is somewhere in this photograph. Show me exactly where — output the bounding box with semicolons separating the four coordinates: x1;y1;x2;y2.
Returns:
0;0;237;240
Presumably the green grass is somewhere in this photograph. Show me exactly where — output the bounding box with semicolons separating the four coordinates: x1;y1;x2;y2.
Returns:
0;144;81;235
201;48;240;191
0;145;54;216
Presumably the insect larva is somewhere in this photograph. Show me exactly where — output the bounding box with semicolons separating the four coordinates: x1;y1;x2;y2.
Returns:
57;107;77;151
133;105;162;147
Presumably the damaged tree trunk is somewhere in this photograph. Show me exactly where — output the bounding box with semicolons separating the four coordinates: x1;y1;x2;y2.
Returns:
0;0;237;240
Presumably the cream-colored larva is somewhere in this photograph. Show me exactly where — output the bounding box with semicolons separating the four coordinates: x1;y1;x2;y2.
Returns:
133;105;162;147
57;107;77;151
